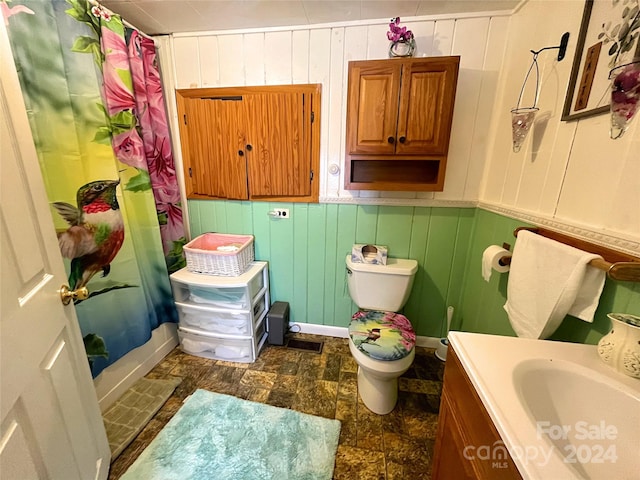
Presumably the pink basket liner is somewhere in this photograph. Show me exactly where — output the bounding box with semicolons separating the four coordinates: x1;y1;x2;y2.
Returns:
185;234;253;256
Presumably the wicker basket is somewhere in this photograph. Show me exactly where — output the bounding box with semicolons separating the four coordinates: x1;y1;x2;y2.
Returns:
184;233;254;276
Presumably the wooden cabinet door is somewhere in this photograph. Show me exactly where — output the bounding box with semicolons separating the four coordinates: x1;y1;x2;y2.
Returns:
246;92;312;198
432;348;524;480
396;57;459;155
182;97;215;197
346;62;401;155
177;84;320;202
183;97;248;200
432;392;476;480
206;96;249;200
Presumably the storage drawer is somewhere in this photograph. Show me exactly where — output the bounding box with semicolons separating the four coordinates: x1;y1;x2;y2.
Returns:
171;283;249;310
170;265;266;310
176;294;267;336
178;322;266;363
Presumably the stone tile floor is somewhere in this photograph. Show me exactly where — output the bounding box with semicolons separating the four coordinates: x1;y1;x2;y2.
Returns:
108;333;445;479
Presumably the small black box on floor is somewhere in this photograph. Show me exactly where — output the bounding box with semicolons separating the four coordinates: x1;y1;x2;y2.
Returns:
266;301;289;345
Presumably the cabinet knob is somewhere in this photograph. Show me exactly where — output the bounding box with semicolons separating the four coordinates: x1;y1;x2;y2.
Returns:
387;136;395;144
246;144;253;151
399;136;406;144
238;150;244;156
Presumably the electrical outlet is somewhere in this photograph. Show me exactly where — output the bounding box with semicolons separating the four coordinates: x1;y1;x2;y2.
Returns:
273;208;290;219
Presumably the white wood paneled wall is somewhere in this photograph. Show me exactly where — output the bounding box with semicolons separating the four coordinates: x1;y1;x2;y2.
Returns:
480;0;640;249
163;14;511;204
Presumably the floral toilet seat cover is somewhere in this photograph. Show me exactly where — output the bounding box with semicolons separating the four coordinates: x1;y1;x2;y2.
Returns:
349;311;416;361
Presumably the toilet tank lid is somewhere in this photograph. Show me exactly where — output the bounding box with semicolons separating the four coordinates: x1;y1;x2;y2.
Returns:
346;255;418;275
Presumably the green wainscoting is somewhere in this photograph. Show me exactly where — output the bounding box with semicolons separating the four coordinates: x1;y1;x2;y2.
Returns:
188;201;640;344
188;200;476;338
458;209;640;345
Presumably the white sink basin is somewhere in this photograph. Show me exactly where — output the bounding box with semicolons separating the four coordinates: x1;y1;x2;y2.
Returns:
513;358;640;479
448;332;640;480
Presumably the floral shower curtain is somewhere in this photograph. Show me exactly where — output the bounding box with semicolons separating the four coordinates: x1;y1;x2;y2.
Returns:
4;0;185;377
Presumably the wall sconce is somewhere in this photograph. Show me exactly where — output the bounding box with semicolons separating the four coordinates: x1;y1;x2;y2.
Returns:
511;32;570;153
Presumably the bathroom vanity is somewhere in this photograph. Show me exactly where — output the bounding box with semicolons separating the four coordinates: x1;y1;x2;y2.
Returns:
432;332;640;480
432;345;522;479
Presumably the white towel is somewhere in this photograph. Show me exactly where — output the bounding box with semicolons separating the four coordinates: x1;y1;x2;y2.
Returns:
503;230;606;339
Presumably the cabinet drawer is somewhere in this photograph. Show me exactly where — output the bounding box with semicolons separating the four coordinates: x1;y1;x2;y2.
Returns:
178;322;266;363
176;294;267;336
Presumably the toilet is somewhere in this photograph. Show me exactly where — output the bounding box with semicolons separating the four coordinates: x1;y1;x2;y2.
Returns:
345;255;418;415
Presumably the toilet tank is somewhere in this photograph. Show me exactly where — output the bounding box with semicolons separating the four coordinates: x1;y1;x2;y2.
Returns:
345;255;418;312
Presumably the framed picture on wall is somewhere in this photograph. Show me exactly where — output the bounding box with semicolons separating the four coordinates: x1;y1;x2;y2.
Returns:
562;0;640;121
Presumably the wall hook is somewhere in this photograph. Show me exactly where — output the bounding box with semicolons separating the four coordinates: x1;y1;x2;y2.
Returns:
511;32;571;152
530;32;570;62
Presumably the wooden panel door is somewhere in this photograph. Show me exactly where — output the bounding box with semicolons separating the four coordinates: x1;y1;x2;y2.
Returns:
396;57;460;155
346;62;401;155
1;20;110;479
246;92;312;198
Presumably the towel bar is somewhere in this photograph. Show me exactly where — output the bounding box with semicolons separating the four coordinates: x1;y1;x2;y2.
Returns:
509;227;640;282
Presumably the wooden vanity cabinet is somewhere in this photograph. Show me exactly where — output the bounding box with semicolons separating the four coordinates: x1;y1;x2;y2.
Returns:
345;56;459;191
176;84;321;203
432;346;522;480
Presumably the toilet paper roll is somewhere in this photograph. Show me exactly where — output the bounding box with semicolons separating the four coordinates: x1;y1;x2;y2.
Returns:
482;245;511;282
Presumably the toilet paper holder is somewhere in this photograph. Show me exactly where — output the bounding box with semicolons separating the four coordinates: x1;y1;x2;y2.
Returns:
499;256;512;267
499;242;512;266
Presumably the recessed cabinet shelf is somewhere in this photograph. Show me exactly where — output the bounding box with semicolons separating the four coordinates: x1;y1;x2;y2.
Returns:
344;57;460;191
350;159;441;189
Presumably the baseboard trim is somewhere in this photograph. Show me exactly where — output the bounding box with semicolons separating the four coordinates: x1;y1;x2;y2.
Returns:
289;322;442;349
289;322;349;338
415;336;443;349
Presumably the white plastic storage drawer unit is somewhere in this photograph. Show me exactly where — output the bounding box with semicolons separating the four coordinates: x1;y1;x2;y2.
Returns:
170;261;270;363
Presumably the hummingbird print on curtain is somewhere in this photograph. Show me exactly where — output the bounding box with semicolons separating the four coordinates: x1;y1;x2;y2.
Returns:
53;179;124;289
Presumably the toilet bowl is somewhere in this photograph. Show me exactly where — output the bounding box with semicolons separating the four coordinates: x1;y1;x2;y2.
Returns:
345;256;418;415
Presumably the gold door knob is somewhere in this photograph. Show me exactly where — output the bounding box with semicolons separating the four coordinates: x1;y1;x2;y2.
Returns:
59;285;89;305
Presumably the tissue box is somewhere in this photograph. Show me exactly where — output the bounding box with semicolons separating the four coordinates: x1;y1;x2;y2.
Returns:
351;244;388;265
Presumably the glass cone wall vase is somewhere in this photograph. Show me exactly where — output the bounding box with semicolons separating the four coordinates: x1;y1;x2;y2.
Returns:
510;107;538;153
609;61;640;139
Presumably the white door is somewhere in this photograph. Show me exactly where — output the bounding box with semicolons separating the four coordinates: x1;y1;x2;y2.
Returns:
0;19;110;480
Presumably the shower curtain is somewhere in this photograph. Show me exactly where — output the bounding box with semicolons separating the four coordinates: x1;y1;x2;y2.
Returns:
5;0;185;377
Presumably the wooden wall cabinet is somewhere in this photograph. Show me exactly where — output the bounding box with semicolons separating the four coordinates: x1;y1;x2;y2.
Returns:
345;57;459;191
432;346;523;480
176;84;321;203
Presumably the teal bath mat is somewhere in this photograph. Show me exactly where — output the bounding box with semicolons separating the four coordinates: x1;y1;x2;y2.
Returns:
120;389;341;480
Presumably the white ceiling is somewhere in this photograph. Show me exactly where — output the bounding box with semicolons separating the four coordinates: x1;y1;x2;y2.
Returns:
100;0;521;35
